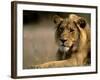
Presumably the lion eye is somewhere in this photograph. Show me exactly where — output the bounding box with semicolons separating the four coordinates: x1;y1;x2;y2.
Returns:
59;27;64;32
70;28;74;32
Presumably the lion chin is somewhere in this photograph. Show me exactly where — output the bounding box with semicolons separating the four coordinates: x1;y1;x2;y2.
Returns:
59;46;70;53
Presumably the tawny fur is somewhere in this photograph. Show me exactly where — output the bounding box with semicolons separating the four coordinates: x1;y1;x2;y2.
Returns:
31;14;90;68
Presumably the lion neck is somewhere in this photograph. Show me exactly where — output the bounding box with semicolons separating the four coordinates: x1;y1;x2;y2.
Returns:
72;26;90;65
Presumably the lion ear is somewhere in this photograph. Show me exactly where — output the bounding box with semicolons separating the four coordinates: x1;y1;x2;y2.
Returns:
53;15;63;25
77;18;86;28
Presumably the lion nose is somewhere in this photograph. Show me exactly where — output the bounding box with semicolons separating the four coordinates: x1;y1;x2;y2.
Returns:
60;39;67;43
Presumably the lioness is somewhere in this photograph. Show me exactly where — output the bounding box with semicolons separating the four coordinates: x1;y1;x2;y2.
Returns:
31;14;90;68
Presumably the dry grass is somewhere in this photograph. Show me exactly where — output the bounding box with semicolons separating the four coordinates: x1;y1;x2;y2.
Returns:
23;24;58;69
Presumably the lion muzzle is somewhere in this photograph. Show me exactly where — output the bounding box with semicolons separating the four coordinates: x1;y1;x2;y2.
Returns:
59;46;70;52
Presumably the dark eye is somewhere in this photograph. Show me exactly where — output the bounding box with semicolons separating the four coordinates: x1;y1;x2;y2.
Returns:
70;28;74;32
59;27;64;32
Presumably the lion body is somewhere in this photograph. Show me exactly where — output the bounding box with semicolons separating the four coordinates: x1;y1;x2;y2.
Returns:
31;14;90;68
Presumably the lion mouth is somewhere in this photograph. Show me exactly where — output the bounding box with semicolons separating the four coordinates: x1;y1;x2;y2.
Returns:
59;46;70;52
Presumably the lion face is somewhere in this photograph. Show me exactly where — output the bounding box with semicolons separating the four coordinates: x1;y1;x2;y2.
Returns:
55;19;80;53
54;14;86;54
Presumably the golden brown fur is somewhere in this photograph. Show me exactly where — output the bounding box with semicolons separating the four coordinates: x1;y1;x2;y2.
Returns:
31;14;90;68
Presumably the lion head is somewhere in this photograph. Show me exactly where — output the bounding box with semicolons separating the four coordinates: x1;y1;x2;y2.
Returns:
53;14;90;60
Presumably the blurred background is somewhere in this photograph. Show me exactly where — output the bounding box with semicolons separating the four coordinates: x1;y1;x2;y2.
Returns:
23;10;91;69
